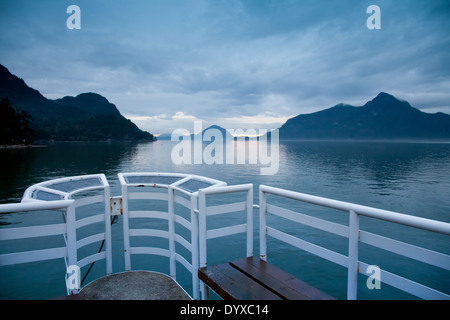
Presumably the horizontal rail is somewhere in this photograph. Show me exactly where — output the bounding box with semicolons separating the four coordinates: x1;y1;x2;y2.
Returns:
78;252;106;269
358;261;449;300
129;192;168;201
0;224;66;241
267;227;348;267
73;195;104;208
260;185;450;235
21;174;108;202
130;247;171;258
119;172;226;197
0;247;67;266
266;203;349;238
176;253;192;271
129;210;168;220
359;230;450;270
206;201;247;216
76;233;105;249
175;234;192;252
0;200;74;214
174;215;191;230
171;184;197;197
174;194;191;209
266;203;450;270
30;186;67;199
75;214;104;229
206;224;247;240
200;184;253;196
129;229;169;239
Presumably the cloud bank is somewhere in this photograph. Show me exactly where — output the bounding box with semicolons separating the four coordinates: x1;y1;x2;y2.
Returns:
1;0;449;134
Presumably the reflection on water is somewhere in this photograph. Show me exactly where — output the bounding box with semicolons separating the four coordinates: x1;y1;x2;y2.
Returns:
0;142;141;203
275;141;450;221
5;140;448;210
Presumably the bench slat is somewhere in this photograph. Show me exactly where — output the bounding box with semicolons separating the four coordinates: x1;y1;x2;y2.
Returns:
199;256;334;300
230;257;335;300
198;263;282;300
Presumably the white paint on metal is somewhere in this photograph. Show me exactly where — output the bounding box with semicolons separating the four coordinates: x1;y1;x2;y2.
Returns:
1;173;449;300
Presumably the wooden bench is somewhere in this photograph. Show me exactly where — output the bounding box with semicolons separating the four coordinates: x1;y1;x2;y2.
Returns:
198;256;335;300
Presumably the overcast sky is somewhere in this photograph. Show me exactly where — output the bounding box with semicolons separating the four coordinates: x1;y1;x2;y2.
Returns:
1;0;449;134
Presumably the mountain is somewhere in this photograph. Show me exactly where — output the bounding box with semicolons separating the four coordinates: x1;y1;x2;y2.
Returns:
0;64;155;142
154;133;173;140
191;125;236;141
53;93;122;118
161;124;275;141
279;92;450;140
159;125;238;141
0;97;34;145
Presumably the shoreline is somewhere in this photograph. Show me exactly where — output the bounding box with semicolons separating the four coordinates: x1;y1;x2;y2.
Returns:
0;144;47;149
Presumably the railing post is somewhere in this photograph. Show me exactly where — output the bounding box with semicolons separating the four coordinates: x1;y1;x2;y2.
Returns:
246;185;254;258
65;202;78;294
259;187;267;261
198;190;207;269
122;184;131;271
168;187;176;279
198;190;207;300
347;210;360;300
104;185;112;274
190;194;199;300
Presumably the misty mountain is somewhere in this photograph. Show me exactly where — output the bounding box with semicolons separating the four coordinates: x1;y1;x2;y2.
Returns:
279;92;450;140
158;125;237;141
191;125;236;141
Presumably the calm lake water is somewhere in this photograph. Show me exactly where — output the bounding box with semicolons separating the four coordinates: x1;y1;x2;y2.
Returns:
1;140;449;299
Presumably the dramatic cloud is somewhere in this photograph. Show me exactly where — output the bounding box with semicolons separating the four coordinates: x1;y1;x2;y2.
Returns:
1;0;449;134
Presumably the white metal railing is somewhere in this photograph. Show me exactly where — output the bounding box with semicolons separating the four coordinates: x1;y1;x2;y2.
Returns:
0;200;75;267
119;172;226;300
1;174;112;295
121;185;200;298
259;184;450;300
1;173;449;300
198;184;254;299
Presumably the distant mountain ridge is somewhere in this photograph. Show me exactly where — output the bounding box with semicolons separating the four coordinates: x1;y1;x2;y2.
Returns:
3;63;448;142
53;92;122;118
159;124;265;140
279;92;450;140
0;64;155;142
